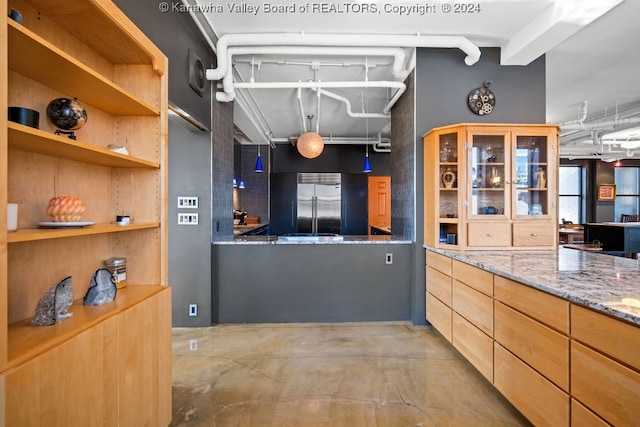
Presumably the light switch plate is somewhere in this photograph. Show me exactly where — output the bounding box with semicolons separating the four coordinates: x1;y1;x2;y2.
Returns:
178;196;198;208
178;213;199;225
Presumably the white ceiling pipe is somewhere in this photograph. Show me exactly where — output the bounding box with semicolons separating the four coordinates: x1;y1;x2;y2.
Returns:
234;80;406;90
561;116;640;131
218;46;408;102
270;136;391;145
233;80;407;114
297;87;307;132
559;101;589;127
315;83;322;133
310;87;390;119
206;32;481;81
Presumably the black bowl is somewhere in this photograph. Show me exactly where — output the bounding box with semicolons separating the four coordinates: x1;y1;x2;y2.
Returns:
8;107;39;128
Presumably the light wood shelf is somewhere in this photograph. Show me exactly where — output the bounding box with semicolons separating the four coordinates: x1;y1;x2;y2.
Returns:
2;0;170;422
6;285;164;370
8;122;160;168
8;20;159;116
7;222;160;243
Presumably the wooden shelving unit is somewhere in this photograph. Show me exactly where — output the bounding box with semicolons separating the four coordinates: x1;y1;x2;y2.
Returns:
1;0;171;425
424;123;559;249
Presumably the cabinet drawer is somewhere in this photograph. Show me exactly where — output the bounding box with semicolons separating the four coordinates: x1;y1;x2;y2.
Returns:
426;292;452;342
426;250;452;275
512;221;555;246
571;304;640;372
426;266;452;306
494;275;569;333
571;341;640;426
452;313;493;381
452;260;493;296
571;399;609;427
467;222;511;247
494;343;569;427
495;302;569;391
452;280;493;336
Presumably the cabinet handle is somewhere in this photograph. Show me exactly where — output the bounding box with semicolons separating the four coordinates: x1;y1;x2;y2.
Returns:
531;233;538;237
487;233;494;237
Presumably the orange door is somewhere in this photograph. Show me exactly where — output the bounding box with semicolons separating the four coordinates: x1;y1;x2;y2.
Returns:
368;176;391;234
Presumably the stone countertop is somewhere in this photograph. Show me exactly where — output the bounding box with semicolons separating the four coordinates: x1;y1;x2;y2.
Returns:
425;246;640;326
215;235;411;245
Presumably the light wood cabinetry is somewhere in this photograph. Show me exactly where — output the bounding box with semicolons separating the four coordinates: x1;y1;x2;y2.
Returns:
494;342;570;426
426;256;494;381
570;305;640;426
424;123;559;249
1;0;170;425
426;249;640;426
425;251;452;342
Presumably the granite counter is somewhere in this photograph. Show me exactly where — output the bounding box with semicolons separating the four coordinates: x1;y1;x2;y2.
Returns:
425;246;640;325
216;235;411;245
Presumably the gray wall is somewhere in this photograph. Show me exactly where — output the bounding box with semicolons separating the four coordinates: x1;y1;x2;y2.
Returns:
116;0;231;326
168;120;213;326
213;243;412;323
390;71;421;325
416;47;547;325
113;0;213;127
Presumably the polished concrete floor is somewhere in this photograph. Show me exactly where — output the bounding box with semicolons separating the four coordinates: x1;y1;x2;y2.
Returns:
170;322;531;426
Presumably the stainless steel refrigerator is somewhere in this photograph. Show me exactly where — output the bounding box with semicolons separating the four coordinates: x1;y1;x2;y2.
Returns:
297;173;341;234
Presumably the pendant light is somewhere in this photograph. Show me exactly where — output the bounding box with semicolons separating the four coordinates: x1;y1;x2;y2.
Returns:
363;92;372;173
297;114;324;159
254;143;264;172
363;143;372;173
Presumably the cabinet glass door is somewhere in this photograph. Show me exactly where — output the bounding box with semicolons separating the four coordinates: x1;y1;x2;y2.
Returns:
514;135;549;217
468;133;508;218
438;132;459;245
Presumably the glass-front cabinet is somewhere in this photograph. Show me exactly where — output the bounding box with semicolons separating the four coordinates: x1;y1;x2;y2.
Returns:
468;131;509;219
424;123;559;250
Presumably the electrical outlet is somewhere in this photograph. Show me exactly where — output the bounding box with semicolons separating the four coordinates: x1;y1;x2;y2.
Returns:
178;196;198;208
189;339;198;351
385;253;393;265
189;304;198;317
178;213;199;225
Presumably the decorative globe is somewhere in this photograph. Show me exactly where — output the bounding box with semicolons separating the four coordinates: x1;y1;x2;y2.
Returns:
46;97;87;131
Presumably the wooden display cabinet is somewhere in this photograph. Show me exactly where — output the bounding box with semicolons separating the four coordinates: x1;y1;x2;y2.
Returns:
424;123;559;249
1;0;171;425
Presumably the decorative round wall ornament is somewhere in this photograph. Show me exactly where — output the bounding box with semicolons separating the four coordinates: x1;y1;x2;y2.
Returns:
441;167;456;189
468;82;495;115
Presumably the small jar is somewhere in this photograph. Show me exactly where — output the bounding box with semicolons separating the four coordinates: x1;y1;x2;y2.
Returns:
104;257;127;289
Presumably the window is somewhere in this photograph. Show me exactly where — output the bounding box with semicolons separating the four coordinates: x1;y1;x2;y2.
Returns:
614;167;640;221
558;166;584;224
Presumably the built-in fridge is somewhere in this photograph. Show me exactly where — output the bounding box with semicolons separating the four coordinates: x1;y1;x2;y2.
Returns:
297;173;341;234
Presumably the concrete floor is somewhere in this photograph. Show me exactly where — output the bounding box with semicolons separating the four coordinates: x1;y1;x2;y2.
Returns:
170;322;531;426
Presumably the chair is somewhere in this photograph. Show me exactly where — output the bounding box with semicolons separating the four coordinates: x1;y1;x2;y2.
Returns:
620;214;640;223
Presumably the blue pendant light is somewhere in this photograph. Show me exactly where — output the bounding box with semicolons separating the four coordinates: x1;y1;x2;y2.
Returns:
255;144;264;172
239;179;245;189
363;143;372;173
362;94;372;173
233;177;237;187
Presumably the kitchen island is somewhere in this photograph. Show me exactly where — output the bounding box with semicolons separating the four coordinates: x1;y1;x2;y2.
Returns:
424;246;640;426
213;235;412;323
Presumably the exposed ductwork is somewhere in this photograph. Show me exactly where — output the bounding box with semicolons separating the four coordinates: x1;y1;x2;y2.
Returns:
206;32;481;102
216;46;409;102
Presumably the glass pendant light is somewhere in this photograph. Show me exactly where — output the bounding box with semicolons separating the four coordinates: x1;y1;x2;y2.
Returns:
233;177;237;188
255;144;264;172
363;94;372;173
239;179;245;189
363;144;372;173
